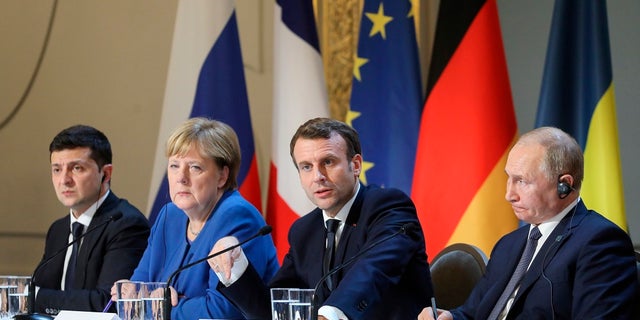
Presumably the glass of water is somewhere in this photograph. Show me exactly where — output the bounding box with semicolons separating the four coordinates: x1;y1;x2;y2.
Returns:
270;288;296;320
288;289;314;320
0;276;16;320
116;280;143;320
8;276;30;317
139;282;166;320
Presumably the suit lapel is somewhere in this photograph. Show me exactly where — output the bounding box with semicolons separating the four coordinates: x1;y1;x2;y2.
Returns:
334;185;365;267
514;202;585;303
74;192;117;287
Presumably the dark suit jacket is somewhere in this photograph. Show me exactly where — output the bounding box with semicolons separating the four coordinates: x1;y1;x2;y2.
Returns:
34;191;150;315
220;184;433;319
452;201;640;319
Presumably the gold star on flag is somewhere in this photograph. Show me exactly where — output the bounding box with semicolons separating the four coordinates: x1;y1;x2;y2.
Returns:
353;54;369;82
359;160;375;185
365;3;393;39
345;110;361;127
408;0;418;18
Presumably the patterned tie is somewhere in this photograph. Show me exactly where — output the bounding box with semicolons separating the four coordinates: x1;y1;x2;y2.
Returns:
65;222;83;290
322;219;340;291
488;226;542;320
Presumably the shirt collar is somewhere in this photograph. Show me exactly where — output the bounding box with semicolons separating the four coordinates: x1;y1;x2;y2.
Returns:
69;190;110;227
532;197;580;245
322;183;359;226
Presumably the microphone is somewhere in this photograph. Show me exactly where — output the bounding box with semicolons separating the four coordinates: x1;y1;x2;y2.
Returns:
311;223;415;319
163;225;272;320
14;212;123;320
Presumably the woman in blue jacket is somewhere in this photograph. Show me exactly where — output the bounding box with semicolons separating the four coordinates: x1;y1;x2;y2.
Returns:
119;117;279;319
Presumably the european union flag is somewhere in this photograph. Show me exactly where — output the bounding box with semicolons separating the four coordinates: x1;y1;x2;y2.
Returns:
348;0;422;194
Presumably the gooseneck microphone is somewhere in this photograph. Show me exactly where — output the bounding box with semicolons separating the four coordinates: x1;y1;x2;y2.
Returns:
14;212;123;320
311;223;415;319
163;225;272;320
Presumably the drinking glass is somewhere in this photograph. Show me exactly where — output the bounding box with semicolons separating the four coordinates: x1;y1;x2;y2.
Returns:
270;288;295;320
288;289;314;320
7;276;30;317
139;282;166;320
0;276;15;320
116;280;143;320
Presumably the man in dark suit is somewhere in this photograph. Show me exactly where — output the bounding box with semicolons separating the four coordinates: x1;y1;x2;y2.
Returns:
33;125;150;315
419;127;639;319
210;117;433;319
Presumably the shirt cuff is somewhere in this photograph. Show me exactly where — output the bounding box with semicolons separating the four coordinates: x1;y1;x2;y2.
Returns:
216;249;248;287
318;305;349;320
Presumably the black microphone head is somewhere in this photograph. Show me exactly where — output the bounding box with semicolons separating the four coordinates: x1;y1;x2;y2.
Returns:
401;222;417;234
110;212;123;221
259;225;273;236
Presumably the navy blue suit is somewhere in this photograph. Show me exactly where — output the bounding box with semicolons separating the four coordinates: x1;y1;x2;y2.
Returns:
220;184;433;319
34;192;150;315
452;201;639;319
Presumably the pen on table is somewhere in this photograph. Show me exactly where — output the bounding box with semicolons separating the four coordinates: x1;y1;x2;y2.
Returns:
430;296;438;319
102;299;113;313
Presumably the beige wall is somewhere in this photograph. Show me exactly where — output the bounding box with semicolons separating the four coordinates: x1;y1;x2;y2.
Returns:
0;0;276;275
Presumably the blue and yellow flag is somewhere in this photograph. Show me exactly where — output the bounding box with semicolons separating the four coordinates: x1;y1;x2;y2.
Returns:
348;0;422;194
536;0;626;230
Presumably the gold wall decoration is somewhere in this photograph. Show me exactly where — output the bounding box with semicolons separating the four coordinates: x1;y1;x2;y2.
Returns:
316;0;363;121
315;0;435;121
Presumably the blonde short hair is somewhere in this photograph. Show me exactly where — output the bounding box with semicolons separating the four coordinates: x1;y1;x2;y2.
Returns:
166;117;240;191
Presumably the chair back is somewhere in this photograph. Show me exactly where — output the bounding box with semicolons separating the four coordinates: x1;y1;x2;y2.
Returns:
429;243;488;309
635;250;640;284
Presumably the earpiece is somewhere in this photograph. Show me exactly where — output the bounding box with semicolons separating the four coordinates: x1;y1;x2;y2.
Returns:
557;181;571;198
557;175;573;199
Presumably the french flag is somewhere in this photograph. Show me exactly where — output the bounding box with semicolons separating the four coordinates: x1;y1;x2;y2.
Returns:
147;0;261;223
266;0;329;261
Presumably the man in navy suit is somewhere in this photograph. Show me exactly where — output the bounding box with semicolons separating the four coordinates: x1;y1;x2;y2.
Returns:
33;125;150;315
210;117;433;319
419;127;639;319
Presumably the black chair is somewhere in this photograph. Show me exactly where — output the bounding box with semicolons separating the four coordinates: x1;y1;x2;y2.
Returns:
635;250;640;284
429;243;488;309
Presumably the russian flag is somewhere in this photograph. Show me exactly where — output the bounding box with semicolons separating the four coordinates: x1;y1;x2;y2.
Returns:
412;0;519;259
148;0;261;223
266;0;329;261
535;0;627;230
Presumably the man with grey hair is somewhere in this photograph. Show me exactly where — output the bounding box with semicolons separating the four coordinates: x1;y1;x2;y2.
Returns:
420;126;639;319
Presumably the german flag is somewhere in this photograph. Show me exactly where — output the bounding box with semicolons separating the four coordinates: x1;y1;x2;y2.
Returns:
412;0;518;260
535;0;626;230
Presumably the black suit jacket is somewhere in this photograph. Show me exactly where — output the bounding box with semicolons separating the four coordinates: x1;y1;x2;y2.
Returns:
220;184;433;319
451;201;640;319
34;191;150;315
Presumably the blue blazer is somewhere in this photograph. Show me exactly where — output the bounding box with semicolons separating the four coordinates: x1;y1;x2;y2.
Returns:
131;190;279;320
34;191;150;315
452;201;640;319
220;184;433;319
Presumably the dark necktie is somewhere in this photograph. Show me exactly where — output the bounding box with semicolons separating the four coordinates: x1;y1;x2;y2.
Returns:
488;226;542;320
65;222;83;290
322;219;340;291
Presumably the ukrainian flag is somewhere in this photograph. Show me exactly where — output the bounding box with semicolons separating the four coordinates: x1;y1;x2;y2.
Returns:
535;0;626;230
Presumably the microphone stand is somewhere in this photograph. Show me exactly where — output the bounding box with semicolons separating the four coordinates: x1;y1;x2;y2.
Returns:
163;225;272;320
310;223;413;319
13;213;123;320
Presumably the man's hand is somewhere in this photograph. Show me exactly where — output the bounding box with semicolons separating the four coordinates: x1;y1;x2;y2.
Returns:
417;307;452;320
207;236;241;282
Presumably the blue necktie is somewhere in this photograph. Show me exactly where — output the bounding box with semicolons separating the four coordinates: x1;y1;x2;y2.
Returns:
488;226;542;320
65;222;83;290
323;219;340;291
